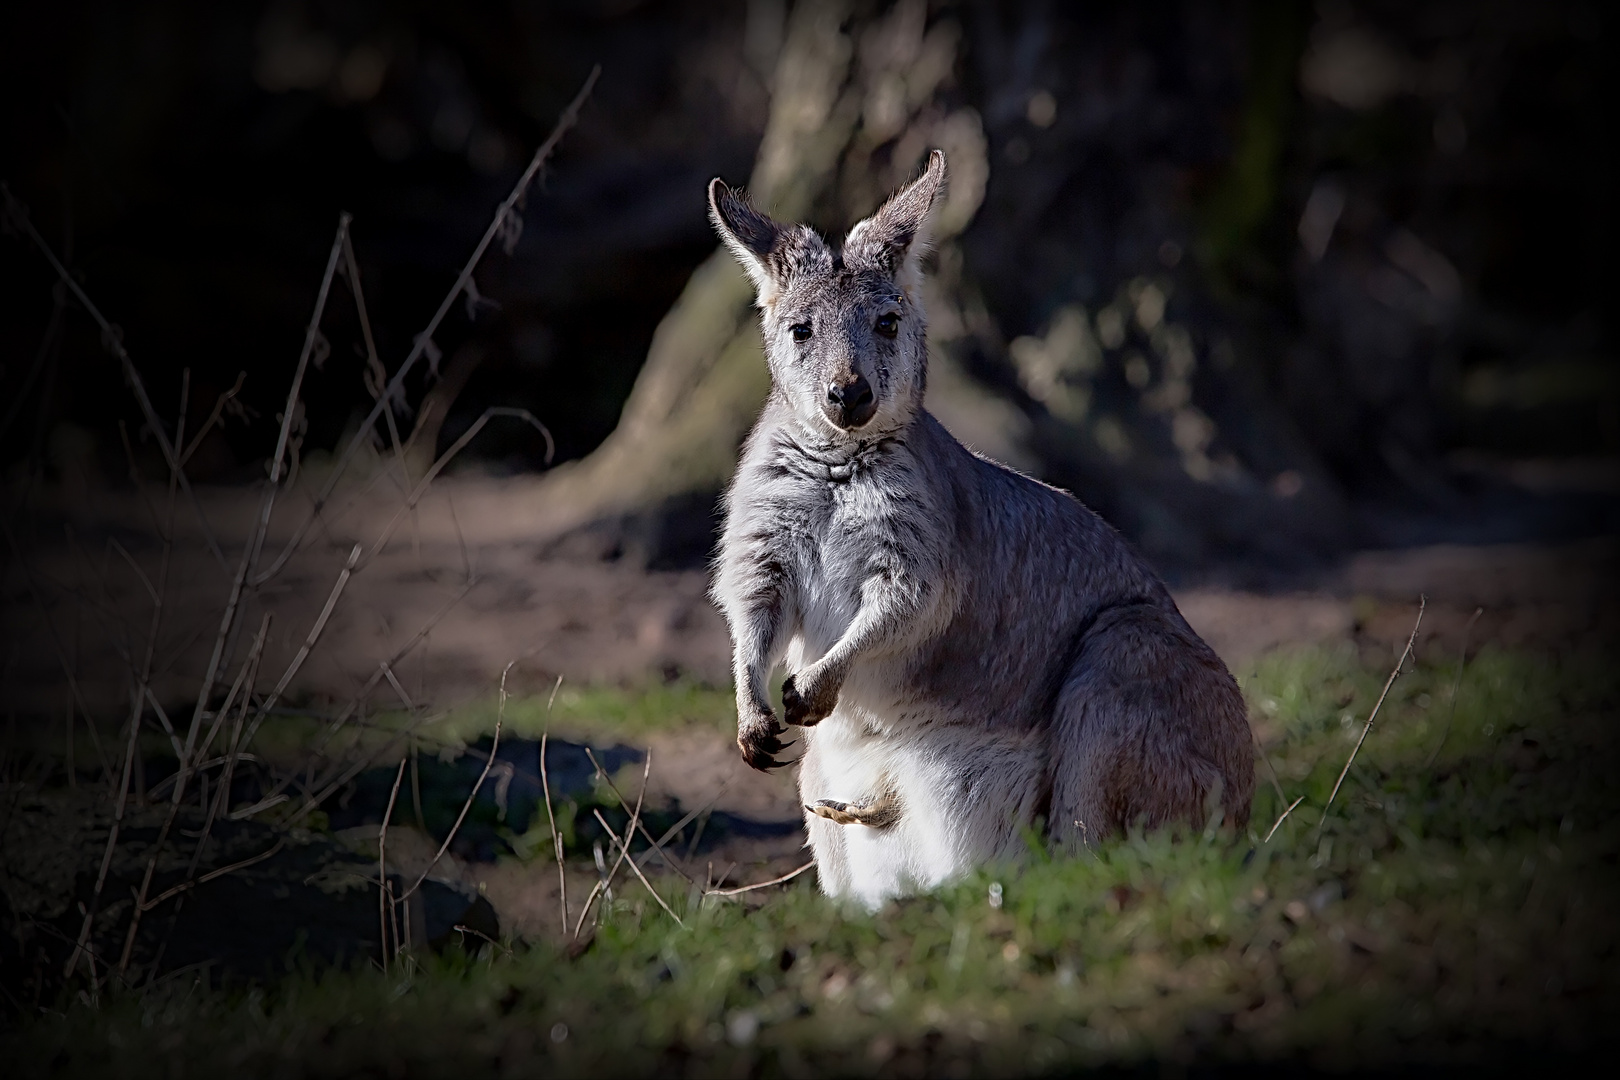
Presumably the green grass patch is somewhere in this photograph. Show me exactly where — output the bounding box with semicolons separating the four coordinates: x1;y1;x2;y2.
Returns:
242;679;735;774
11;645;1619;1074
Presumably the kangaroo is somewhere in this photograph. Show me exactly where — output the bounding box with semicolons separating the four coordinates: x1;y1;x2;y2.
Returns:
708;150;1254;908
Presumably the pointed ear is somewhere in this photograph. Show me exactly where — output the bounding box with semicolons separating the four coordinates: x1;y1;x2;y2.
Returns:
709;178;788;305
843;150;948;294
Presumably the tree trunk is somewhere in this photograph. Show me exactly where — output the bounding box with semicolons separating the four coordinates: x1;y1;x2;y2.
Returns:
531;0;989;548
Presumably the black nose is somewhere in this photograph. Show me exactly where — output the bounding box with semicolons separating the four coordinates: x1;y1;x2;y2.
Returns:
826;375;876;427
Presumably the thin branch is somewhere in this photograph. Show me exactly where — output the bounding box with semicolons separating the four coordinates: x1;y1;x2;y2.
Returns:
62;689;142;983
584;747;696;887
143;754;263;800
180;215;351;768
591;808;684;928
0;280;64;444
179;371;247;468
359;408;552;569
1425;606;1485;769
119;614;270;974
139;839;286;912
398;665;511;903
108;537;158;607
572;753;652;938
245;578;473;820
1;183;227;570
1262;795;1306;844
378;757;408;972
1317;597;1426;840
538;676;568;937
704;861;815;897
0;520;112;784
232;543;361;755
143;614;274;981
253;66;599;586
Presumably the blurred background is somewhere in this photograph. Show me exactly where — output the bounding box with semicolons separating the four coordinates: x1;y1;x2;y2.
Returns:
2;0;1615;578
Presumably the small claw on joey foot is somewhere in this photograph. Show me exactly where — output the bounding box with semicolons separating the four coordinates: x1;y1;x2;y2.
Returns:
737;720;795;772
782;673;835;727
806;793;901;829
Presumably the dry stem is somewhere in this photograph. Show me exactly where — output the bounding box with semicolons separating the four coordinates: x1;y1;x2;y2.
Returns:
180;216;351;769
590;807;684;929
2;183;227;570
1262;795;1306;844
378;757;408;972
1425;606;1484;769
538;675;569;936
397;665;511;903
704;861;815;897
253;66;599;585
572;753;652;938
1317;597;1426;840
584;747;696;886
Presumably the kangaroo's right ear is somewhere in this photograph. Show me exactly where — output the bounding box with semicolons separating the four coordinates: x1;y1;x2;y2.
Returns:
709;179;788;305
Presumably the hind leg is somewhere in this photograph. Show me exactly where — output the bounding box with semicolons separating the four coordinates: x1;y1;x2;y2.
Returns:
1048;603;1254;852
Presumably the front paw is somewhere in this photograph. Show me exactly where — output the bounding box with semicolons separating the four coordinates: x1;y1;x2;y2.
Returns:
737;714;794;772
782;671;837;727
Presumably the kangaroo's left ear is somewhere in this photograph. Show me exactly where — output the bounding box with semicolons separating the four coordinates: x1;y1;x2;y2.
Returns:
843;150;947;296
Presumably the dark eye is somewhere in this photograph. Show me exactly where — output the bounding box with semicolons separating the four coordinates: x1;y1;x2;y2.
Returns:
875;313;899;338
790;323;812;343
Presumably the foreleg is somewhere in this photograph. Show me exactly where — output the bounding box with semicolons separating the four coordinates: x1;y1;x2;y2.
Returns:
722;558;796;771
782;557;944;726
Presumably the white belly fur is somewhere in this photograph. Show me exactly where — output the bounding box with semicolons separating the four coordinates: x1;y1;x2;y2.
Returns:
800;704;1044;909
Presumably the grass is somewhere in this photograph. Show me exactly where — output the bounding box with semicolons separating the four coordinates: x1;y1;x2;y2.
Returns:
9;642;1619;1075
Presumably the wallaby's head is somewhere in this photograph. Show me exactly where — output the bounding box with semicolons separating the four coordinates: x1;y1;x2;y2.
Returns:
709;151;946;441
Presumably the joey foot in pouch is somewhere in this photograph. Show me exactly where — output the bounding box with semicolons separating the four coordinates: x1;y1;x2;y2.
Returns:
807;791;901;829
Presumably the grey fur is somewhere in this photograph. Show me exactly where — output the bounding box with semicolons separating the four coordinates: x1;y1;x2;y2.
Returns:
708;151;1254;908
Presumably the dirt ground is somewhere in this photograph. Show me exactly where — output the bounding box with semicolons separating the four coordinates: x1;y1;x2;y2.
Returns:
4;470;1616;940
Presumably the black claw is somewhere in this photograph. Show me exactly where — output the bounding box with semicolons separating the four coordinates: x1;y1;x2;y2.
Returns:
739;722;795;771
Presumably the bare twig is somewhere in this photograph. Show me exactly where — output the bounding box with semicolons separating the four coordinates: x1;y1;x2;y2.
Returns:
242;579;473;821
0;280;64;444
1425;606;1485;769
360;408;552;569
591;808;684;928
179;371;247;468
143;754;263;801
572;753;652;937
0;520;112;784
119;614;270;973
231;543;361;757
63;701;140;983
1;182;227;570
584;747;696;886
142;614;274;982
180;216;351;770
452;923;512;960
378;757;408;972
398;665;511;903
1317;597;1426;840
538;677;569;936
704;861;815;897
139;839;286;912
48;361;199;972
1255;735;1287;806
254;66;600;586
1262;795;1306;844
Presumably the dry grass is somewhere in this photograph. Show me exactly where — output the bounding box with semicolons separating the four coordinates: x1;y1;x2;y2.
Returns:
0;68;599;1001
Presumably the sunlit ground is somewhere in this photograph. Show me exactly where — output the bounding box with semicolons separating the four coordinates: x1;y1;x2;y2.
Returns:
9;642;1617;1075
